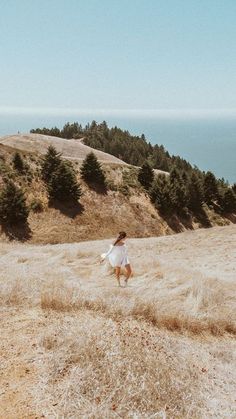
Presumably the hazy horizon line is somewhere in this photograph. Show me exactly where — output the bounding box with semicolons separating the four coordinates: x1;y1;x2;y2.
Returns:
1;107;236;119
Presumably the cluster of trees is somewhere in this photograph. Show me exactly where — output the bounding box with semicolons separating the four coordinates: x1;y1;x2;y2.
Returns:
2;118;236;229
138;162;236;215
31;120;192;172
41;146;81;202
41;146;106;201
30;118;236;217
0;147;107;226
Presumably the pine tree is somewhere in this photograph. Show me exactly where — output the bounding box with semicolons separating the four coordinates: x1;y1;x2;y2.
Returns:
221;188;236;212
138;162;154;189
48;161;82;202
12;152;24;173
169;168;187;212
232;183;236;195
41;146;61;183
149;175;172;214
203;171;219;205
0;181;29;224
187;173;203;211
80;152;106;186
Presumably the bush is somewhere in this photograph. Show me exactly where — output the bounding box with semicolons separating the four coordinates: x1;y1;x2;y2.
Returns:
0;181;29;224
48;161;82;202
80;152;106;187
12;152;24;173
118;183;130;196
30;199;44;213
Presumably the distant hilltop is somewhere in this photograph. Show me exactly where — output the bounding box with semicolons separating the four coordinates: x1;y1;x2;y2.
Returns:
0;133;127;165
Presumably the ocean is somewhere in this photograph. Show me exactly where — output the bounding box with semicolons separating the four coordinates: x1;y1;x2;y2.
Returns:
0;113;235;183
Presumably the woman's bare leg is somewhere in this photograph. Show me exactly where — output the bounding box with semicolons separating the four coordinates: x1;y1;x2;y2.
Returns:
124;264;132;285
115;267;121;286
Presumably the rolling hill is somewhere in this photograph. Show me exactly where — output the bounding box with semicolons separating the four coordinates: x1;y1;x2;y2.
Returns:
0;133;233;244
0;133;127;165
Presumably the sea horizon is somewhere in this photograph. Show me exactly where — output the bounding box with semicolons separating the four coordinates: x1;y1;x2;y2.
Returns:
0;110;235;184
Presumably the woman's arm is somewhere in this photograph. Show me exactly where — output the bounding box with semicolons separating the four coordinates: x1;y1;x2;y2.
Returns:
100;244;114;262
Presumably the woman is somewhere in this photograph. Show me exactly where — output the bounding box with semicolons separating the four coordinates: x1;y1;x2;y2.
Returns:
101;231;132;287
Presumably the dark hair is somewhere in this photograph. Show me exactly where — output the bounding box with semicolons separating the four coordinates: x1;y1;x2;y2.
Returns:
113;231;127;246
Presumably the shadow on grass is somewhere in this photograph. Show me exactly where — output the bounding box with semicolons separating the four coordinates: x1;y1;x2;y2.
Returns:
49;199;84;218
0;221;32;241
195;207;212;228
160;207;211;233
85;181;108;195
221;212;236;224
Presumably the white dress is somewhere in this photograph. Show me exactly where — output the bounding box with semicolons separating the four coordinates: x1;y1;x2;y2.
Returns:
101;244;130;267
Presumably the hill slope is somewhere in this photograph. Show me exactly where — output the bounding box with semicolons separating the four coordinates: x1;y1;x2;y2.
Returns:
0;225;235;418
0;135;233;243
0;133;127;165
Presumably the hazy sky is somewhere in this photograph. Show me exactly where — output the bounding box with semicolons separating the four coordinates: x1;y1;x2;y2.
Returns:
1;0;236;112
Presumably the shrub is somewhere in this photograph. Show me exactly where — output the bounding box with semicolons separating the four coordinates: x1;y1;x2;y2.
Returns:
12;152;24;173
30;198;44;213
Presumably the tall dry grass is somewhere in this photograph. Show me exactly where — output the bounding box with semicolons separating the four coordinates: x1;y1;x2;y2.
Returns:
40;279;236;336
35;312;203;418
0;227;236;417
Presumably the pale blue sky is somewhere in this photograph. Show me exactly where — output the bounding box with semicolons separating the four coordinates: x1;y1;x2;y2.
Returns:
1;0;236;113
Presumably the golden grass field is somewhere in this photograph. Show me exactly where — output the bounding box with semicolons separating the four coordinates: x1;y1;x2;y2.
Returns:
0;225;235;418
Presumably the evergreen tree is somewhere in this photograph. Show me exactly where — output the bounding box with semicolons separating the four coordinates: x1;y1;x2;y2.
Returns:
149;175;172;214
0;181;29;224
80;152;106;186
203;171;219;205
41;146;61;183
221;188;236;212
138;161;154;189
12;152;24;173
187;173;204;211
232;183;236;195
48;161;82;202
169;168;187;212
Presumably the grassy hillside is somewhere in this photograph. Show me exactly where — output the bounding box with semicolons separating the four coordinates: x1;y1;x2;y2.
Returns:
0;225;235;417
0;139;233;244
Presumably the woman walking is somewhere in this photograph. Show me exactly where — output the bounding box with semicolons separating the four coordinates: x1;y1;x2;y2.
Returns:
101;231;132;287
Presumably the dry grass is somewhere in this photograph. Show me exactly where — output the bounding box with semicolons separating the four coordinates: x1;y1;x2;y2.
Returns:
40;281;236;337
0;226;236;417
0;133;126;165
36;313;202;418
